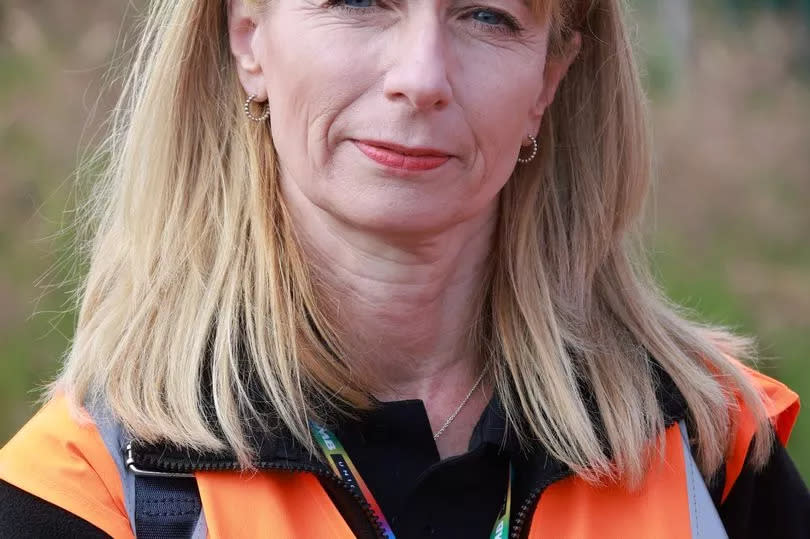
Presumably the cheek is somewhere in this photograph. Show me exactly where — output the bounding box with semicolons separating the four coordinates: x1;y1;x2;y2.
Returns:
460;67;541;183
260;18;374;175
456;44;543;144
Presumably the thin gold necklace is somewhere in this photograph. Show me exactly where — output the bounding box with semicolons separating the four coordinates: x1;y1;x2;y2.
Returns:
432;367;487;440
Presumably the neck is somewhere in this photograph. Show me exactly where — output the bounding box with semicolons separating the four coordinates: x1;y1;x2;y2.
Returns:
284;188;497;457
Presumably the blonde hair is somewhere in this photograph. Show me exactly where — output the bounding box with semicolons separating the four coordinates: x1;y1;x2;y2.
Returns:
53;0;772;485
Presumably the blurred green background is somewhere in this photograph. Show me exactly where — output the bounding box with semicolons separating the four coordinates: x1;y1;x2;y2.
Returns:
1;1;808;481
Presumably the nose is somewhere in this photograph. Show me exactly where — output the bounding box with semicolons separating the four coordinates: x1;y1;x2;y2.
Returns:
383;19;454;111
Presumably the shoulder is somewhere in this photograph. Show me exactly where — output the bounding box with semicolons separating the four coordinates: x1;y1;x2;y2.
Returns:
0;394;132;538
0;479;112;538
742;362;800;435
715;361;809;537
723;360;800;499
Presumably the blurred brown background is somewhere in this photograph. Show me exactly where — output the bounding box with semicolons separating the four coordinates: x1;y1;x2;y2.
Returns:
1;1;808;480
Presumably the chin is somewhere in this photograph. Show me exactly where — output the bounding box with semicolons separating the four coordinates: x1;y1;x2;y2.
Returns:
328;197;470;237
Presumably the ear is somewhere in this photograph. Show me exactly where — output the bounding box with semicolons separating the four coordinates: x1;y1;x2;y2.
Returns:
526;31;582;137
228;0;268;100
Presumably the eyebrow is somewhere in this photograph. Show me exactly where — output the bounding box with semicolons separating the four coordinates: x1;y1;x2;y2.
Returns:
454;0;533;7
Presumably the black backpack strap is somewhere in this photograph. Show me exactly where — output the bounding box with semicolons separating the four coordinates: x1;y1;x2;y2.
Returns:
133;474;202;539
86;396;204;538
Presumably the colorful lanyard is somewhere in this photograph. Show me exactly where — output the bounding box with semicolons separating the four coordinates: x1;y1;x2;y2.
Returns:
309;421;513;539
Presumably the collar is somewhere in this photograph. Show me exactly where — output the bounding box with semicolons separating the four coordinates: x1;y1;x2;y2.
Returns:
128;356;688;482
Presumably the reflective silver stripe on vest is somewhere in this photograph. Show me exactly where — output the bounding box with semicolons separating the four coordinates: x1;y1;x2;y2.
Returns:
85;397;206;538
85;397;138;534
190;509;208;539
678;420;728;539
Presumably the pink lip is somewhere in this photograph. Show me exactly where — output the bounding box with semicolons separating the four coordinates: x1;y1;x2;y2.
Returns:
353;140;450;171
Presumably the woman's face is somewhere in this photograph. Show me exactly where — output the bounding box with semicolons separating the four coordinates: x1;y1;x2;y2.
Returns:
231;0;579;234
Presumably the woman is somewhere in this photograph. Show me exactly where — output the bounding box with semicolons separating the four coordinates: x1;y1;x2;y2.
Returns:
0;0;807;537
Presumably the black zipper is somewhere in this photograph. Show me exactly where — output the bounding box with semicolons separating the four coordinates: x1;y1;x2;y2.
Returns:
126;443;386;539
128;444;573;538
509;471;571;539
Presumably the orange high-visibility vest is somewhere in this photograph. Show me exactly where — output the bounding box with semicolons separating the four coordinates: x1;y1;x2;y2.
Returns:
0;365;799;538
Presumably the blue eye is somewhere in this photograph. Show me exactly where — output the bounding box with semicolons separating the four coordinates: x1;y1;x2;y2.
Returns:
471;9;506;26
466;7;522;35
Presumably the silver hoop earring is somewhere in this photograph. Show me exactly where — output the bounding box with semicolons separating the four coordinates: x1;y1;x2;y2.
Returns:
516;135;538;164
244;94;270;122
